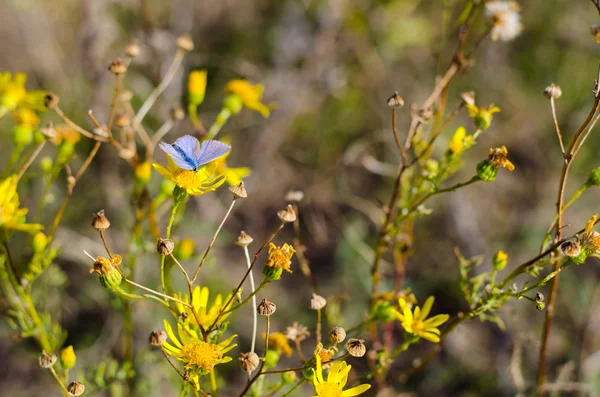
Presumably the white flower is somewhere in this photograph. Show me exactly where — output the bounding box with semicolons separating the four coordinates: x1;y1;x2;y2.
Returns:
485;1;523;42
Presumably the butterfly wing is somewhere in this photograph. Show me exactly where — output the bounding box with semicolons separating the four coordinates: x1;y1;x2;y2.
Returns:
158;135;201;170
196;140;232;167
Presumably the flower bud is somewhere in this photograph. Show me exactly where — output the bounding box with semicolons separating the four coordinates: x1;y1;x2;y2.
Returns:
92;210;110;231
387;91;404;108
149;329;168;346
13;124;33;146
108;59;127;75
536;301;545;311
588;166;600;186
239;351;260;372
177;34;194;52
44;92;59;109
188;70;207;106
60;345;77;370
277;204;297;223
310;293;327;310
134;161;152;185
281;370;297;384
32;232;48;253
328;327;346;344
257;298;276;316
544;84;562;99
157;238;175;256
229;182;247;199
223;94;244;114
346;338;367;357
235;231;254;247
370;301;397;322
263;265;283;281
67;381;85;396
173;185;189;203
264;349;281;368
40;156;53;173
39;350;57;368
476;160;498;182
492;250;508;271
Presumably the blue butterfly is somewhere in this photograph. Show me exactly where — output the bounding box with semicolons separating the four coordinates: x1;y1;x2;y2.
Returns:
158;135;231;172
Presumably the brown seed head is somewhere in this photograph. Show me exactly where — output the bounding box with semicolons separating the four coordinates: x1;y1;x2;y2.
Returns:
124;40;141;58
149;329;168;346
346;338;366;357
114;113;131;128
328;327;346;344
284;322;310;342
460;91;476;106
177;34;194;52
560;239;581;258
92;210;110;231
387;91;405;108
40;122;57;140
257;298;276;316
108;59;128;75
544;84;562;99
310;293;327;310
277;204;297;223
157;238;175;256
229;182;247;199
170;103;185;121
239;351;260;372
67;381;85;396
535;292;545;302
39;350;57;368
44;92;60;109
235;231;254;247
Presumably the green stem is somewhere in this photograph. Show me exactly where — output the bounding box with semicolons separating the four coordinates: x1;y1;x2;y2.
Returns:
207;108;232;139
210;370;219;397
281;379;305;397
225;280;269;315
511;260;572;296
5;143;25;176
161;200;181;293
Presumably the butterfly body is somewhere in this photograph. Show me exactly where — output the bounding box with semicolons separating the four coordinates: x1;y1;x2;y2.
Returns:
159;135;231;171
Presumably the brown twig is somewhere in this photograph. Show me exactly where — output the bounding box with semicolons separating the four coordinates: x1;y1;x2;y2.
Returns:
16;141;46;181
549;97;565;155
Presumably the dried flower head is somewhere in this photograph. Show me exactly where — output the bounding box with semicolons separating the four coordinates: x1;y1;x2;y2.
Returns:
460;91;476;106
314;341;337;368
417;107;433;123
67;382;85;397
257;298;276;316
44;92;59;109
310;293;327;310
346;338;367;357
108;59;127;75
87;253;123;291
239;351;259;372
284;322;310;342
92;210;110;231
177;34;195;52
40;122;57;140
328;327;346;344
535;292;545;302
387;91;405;108
124;40;141;58
229;182;247;199
591;24;600;44
149;329;168;347
543;84;562;99
285;190;304;202
488;146;515;171
485;1;523;42
277;204;297;223
560;239;581;258
263;243;295;280
39;350;57;368
157;238;175;256
577;214;600;262
235;231;254;247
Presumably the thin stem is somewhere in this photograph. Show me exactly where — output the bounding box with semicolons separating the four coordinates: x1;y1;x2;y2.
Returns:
421;62;459;112
147;118;175;160
99;230;113;259
281;379;305;397
48;366;70;397
106;74;120;140
316;309;322;344
210;370;219;397
133;49;185;128
223;279;268;314
292;203;317;292
122;277;189;306
87;109;103;129
52;105;107;142
159;347;200;390
238;316;270;397
391;107;406;159
550;98;565;155
573;107;600;158
244;245;258;353
191;199;236;283
170;253;193;297
2;227;20;286
161;200;181;293
16;141;46;181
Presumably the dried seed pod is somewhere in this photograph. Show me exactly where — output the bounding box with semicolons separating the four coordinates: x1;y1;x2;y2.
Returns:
387;91;404;108
44;92;59;109
39;350;57;368
257;298;276;316
108;59;127;75
328;327;346;344
277;204;297;223
544;84;562;99
346;338;366;357
239;351;260;372
149;329;168;346
67;381;85;396
157;238;175;256
229;182;247;199
235;231;254;247
460;91;476;106
310;293;327;310
177;34;194;52
92;210;111;231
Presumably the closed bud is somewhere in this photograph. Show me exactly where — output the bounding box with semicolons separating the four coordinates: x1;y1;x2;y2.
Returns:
257;298;276;316
492;250;508;271
264;349;281;368
67;381;85;396
544;84;562;99
239;351;259;372
44;92;59;109
281;370;297;384
235;231;254;247
370;301;397;322
310;293;327;310
134;161;152;185
223;94;244;114
476;160;498;182
108;59;127;75
176;34;194;52
124;40;141;58
60;345;77;370
32;232;48;253
346;338;367;357
40;156;53;173
277;204;297;223
588;166;600;186
263;265;283;281
149;329;168;346
328;327;346;344
536;301;545;311
92;210;110;231
173;185;189;203
39;350;57;368
157;238;175;256
387;91;404;108
229;182;247;199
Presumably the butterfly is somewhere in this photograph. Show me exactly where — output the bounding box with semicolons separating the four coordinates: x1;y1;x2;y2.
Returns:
158;135;231;172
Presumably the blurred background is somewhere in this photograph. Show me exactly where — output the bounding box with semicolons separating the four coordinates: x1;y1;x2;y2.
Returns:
1;0;600;396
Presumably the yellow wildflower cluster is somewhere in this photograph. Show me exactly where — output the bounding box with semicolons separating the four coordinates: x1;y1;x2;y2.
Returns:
394;296;449;343
225;80;271;118
0;175;43;233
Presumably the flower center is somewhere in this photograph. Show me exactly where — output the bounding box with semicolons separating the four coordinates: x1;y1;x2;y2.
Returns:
173;169;201;190
316;383;343;397
181;341;222;372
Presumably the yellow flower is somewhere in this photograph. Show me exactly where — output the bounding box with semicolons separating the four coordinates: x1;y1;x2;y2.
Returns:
314;342;337;368
52;125;81;146
265;243;296;273
448;126;474;154
466;103;501;130
173;286;234;329
152;156;226;196
580;214;600;255
162;319;237;381
488;146;515;171
188;70;207;106
60;345;77;370
213;137;251;186
311;353;371;397
225;80;271;118
0;175;43;233
262;332;293;357
0;72;46;114
394;296;449;343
